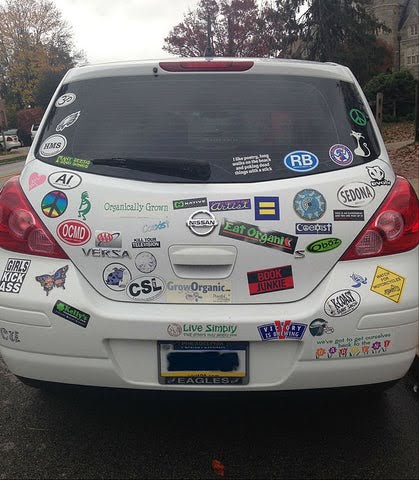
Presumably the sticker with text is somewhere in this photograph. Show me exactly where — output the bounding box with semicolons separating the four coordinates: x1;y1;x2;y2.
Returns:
167;323;238;339
232;153;272;176
209;199;251;212
53;300;90;328
324;289;360;317
247;265;293;296
166;280;231;304
0;258;31;294
173;197;207;210
366;166;391;187
333;210;364;221
370;266;405;303
257;321;307;341
56;155;91;170
314;333;392;359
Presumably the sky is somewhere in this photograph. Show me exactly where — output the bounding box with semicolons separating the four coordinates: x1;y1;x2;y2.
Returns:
54;0;200;64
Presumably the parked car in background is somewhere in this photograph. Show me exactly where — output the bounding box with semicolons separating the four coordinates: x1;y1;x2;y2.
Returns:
31;124;40;142
0;130;22;151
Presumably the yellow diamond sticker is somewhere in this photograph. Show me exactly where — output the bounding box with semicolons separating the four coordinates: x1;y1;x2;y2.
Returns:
370;266;406;303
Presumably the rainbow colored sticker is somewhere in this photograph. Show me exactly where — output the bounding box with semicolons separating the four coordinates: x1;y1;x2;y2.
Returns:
41;191;68;218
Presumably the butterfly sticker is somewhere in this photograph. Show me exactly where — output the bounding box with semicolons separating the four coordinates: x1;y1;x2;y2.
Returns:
35;265;69;296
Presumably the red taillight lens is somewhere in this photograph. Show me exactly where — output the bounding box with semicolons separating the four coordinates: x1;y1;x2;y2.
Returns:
159;60;254;72
341;176;419;260
0;177;68;258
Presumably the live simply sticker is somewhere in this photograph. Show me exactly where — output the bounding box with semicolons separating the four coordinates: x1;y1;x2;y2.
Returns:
370;266;406;303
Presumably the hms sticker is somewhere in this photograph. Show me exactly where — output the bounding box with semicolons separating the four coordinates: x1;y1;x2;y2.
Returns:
247;266;294;296
370;266;405;303
0;258;31;294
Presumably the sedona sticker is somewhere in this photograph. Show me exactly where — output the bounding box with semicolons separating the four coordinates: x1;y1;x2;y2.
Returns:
247;265;294;296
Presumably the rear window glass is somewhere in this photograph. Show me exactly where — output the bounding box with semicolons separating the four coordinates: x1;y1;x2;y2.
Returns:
35;74;380;183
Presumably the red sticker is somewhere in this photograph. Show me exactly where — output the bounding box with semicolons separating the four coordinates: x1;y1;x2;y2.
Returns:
57;219;91;245
247;265;294;296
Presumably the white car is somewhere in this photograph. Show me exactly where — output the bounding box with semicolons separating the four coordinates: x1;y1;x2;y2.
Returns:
0;131;21;151
0;58;417;392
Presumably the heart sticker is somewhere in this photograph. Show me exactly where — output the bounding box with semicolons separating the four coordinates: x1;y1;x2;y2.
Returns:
29;173;46;190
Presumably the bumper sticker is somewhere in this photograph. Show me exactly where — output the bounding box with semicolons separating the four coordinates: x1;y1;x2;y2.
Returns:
257;321;307;341
53;300;90;328
370;266;406;303
0;258;31;294
314;333;393;359
166;280;232;304
247;265;294;296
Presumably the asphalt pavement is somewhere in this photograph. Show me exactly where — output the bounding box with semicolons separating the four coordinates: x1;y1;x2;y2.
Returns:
0;354;418;479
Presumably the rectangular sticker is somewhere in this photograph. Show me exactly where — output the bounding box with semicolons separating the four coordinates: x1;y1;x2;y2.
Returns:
247;265;294;295
333;210;365;221
132;237;161;248
219;219;297;254
0;258;31;294
209;199;251;212
257;321;307;341
52;300;90;328
295;223;333;235
166;280;232;304
95;231;122;248
103;201;169;217
314;333;393;359
173;197;207;210
370;266;406;303
254;196;280;220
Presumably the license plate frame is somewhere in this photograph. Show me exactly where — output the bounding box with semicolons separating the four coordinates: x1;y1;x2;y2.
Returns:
158;340;249;385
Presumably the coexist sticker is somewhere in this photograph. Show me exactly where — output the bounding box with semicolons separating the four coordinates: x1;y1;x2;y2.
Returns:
186;210;218;236
39;134;67;157
257;321;307;341
55;93;76;108
306;238;342;253
338;182;375;207
370;266;405;303
293;189;326;220
329;144;353;166
247;265;294;296
41;191;68;218
57;219;91;246
284;151;319;173
103;263;132;291
48;171;82;190
295;223;333;235
56;111;80;132
324;289;360;317
126;276;165;301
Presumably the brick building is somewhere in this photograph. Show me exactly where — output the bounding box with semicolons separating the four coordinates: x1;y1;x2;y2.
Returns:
370;0;419;78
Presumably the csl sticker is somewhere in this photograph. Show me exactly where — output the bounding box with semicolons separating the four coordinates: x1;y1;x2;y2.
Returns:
55;93;76;108
284;151;319;173
126;276;165;301
103;263;132;291
41;190;68;218
370;266;405;303
35;265;68;296
337;182;375;208
28;172;46;190
293;189;326;220
56;111;80;132
0;258;31;294
39;134;67;157
247;265;294;296
48;171;82;190
306;238;342;253
57;219;91;246
333;210;364;221
53;300;90;328
324;289;360;317
329;144;353;167
219;219;297;254
257;321;307;341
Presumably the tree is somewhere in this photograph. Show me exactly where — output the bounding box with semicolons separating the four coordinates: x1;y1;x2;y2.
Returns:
163;0;284;58
0;0;84;119
276;0;392;85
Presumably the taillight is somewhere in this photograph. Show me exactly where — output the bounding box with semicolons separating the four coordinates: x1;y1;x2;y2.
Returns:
0;177;68;258
159;60;254;72
341;176;419;260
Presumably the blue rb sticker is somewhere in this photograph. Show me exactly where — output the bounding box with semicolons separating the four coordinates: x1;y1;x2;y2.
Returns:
284;151;319;173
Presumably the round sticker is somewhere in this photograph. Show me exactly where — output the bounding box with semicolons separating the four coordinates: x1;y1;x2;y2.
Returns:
39;134;67;158
135;252;157;273
293;189;326;221
329;144;353;166
103;263;132;291
167;323;182;337
48;171;82;190
55;93;76;108
126;276;165;302
186;210;218;236
349;109;367;126
57;219;91;245
41;191;68;218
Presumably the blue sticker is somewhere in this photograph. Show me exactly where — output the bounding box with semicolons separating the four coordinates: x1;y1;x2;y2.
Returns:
254;196;280;220
295;223;333;235
293;189;326;221
350;273;367;288
284;151;319;173
329;144;353;166
258;323;278;341
257;322;307;341
286;323;307;340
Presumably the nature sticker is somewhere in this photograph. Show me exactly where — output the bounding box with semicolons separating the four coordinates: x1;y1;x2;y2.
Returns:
370;266;406;303
349;108;367;126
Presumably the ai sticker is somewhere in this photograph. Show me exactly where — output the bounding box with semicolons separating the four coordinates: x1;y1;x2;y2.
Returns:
48;171;82;190
370;266;405;303
39;134;67;157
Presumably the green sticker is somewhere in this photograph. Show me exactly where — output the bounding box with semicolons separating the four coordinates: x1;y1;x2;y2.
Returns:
306;238;342;253
349;109;367;126
56;155;91;170
78;191;91;220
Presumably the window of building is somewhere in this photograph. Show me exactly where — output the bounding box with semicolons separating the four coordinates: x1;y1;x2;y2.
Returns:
410;25;418;36
407;56;411;64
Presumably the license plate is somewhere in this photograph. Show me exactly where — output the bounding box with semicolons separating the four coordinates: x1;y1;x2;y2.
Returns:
158;341;249;385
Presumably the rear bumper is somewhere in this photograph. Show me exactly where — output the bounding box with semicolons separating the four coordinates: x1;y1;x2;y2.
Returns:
0;248;418;390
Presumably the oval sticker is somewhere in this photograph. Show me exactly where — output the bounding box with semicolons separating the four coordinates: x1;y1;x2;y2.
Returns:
48;171;82;190
55;93;76;108
324;289;360;317
39;134;67;158
337;182;375;208
57;219;91;245
126;276;165;301
306;238;342;253
284;151;319;173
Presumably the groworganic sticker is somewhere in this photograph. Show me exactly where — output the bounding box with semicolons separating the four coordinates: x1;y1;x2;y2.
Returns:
314;332;392;359
53;300;90;328
0;258;31;294
219;219;298;254
370;266;406;303
247;265;294;296
166;280;232;303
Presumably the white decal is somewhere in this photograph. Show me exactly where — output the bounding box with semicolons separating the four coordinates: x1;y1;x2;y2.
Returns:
350;131;371;157
48;171;82;190
56;111;80;132
232;153;272;176
39;134;67;157
324;289;360;317
337;182;375;207
55;93;76;108
126;276;165;301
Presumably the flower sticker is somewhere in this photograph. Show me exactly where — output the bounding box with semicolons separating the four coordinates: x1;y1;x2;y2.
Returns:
316;347;326;358
372;341;381;351
328;346;337;357
350;346;360;356
362;345;370;354
339;347;348;357
384;340;391;349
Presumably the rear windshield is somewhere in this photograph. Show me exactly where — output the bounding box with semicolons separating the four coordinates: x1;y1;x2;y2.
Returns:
35;74;380;183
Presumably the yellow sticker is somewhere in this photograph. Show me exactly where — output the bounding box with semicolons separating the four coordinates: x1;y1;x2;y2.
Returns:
370;266;406;303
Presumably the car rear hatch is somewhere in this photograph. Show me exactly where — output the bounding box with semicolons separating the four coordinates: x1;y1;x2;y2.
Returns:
22;60;394;304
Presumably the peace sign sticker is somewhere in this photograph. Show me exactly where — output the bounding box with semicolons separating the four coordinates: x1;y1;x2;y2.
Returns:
349;109;367;126
41;191;68;218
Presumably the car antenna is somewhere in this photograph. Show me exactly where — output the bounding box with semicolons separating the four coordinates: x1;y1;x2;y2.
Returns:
204;13;215;57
